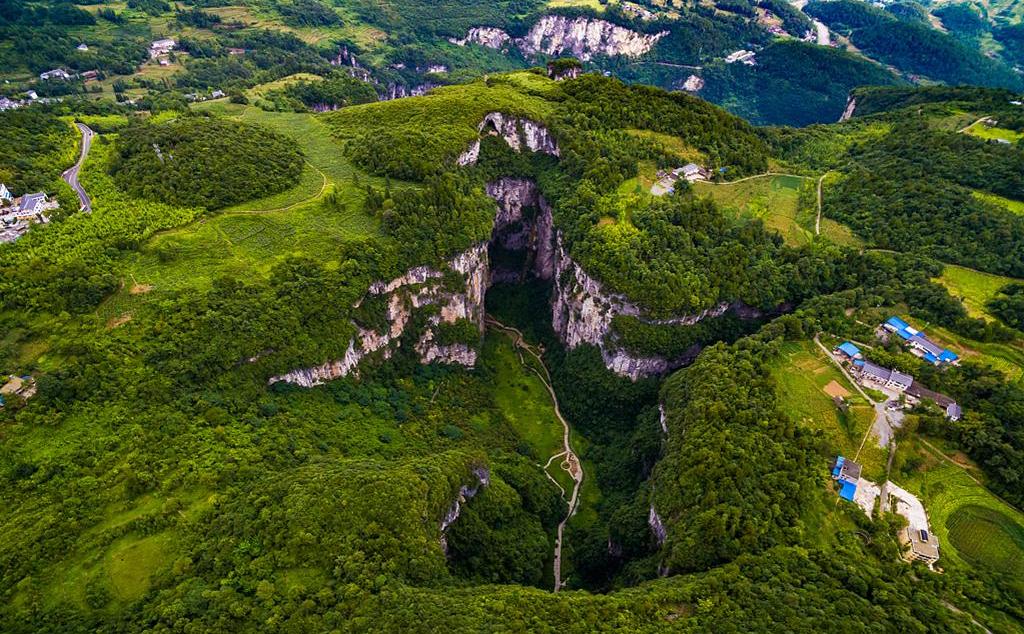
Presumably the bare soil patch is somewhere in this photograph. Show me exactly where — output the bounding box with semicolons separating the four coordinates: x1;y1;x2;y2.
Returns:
823;380;851;399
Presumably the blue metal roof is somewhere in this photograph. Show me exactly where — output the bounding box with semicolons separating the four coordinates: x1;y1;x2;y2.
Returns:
839;480;857;501
887;316;910;330
939;350;958;362
853;359;865;367
923;352;938;363
832;455;845;478
838;342;860;357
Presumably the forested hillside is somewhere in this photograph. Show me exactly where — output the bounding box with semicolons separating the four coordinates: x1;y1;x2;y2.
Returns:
2;56;1024;634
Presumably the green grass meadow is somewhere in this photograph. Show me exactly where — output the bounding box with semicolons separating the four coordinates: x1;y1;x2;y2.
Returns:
771;341;885;481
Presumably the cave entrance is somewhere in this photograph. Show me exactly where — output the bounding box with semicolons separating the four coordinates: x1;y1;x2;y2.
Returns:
485;178;556;289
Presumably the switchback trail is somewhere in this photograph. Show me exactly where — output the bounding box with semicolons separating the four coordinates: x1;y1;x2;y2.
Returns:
485;315;583;592
62;122;94;212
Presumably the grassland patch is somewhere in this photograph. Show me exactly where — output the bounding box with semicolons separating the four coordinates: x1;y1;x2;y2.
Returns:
947;504;1024;577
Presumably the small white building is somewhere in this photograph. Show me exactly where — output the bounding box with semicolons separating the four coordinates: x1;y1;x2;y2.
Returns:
26;90;38;100
725;50;757;66
77;43;89;52
210;89;225;99
39;68;71;81
0;183;11;202
150;38;176;59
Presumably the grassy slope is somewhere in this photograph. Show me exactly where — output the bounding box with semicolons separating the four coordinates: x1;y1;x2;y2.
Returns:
895;437;1024;578
770;341;886;481
935;264;1022;321
322;72;559;167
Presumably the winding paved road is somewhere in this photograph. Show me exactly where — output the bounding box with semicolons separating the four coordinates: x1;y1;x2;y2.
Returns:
62;122;94;213
486;316;583;592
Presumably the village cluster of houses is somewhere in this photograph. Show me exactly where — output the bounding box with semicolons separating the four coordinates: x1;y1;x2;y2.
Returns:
835;336;962;422
0;184;56;244
831;456;940;565
0;375;37;408
0;89;53;112
879;317;959;366
184;89;226;102
150;38;177;66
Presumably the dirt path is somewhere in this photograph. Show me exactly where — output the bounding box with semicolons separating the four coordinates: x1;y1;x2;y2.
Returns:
226;160;328;214
486;316;583;592
957;116;989;134
62;122;94;212
812;335;892;461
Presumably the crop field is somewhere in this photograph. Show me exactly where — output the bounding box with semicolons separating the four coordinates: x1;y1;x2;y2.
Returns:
694;175;815;247
921;322;1024;383
963;121;1024;144
935;264;1022;321
947;504;1024;577
771;341;885;480
897;440;1024;576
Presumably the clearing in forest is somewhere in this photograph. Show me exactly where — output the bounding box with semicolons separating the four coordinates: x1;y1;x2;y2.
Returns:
771;340;884;479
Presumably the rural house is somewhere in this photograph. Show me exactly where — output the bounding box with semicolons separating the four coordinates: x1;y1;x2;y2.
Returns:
0;183;11;202
854;360;913;392
150;38;176;59
882;317;958;365
831;456;862;501
835;341;862;360
39;68;71;81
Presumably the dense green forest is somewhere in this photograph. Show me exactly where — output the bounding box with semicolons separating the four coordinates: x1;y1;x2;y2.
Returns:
109;115;304;210
806;0;1023;90
3;67;1024;633
0;109;77;194
698;40;902;126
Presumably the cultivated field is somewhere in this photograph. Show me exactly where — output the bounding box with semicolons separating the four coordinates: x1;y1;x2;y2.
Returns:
935;263;1022;321
896;439;1024;578
695;175;810;246
771;341;885;481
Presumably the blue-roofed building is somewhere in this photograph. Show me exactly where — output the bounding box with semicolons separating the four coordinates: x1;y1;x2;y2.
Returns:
831;455;862;502
836;341;861;359
881;317;959;366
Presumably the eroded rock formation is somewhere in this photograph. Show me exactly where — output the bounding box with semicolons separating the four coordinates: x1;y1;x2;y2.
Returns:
450;16;668;62
458;112;560;166
270;244;488;387
440;467;491;554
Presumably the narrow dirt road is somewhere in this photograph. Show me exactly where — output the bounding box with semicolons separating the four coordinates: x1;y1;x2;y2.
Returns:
486;316;583;592
62;122;94;212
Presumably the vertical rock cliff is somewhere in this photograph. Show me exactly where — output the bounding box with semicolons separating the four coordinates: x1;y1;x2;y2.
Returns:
450;16;668;62
270;244;489;387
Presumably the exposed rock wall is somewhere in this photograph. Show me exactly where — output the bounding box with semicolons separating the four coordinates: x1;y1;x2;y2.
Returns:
440;467;491;554
551;233;747;380
486;177;556;281
270;244;488;387
839;95;857;122
648;506;667;546
450;16;668;62
458;112;560;166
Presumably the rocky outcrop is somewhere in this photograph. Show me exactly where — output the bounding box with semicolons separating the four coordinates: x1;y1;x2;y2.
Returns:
658;404;668;436
839;95;857;122
270;244;488;387
451;16;668;62
458;112;560;166
551;233;747;380
440;467;491;554
486;178;556;281
648;506;667;546
449;27;513;50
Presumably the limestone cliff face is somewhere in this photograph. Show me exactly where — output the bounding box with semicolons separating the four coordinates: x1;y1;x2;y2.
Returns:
486;177;556;281
440;467;491;554
458;112;560;166
270;244;488;387
648;506;667;546
449;27;512;50
551;233;741;380
451;16;667;62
